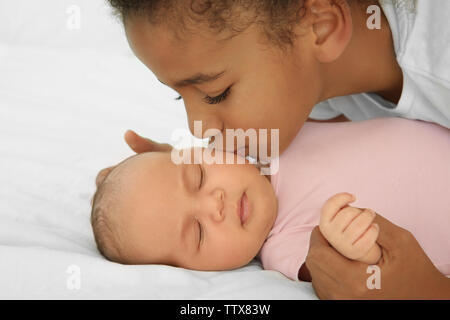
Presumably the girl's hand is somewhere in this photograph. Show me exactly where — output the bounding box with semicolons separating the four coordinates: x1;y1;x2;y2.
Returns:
319;193;382;265
303;214;450;299
123;129;173;154
95;130;173;188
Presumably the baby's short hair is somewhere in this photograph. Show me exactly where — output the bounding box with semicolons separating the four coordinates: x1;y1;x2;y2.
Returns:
90;167;125;263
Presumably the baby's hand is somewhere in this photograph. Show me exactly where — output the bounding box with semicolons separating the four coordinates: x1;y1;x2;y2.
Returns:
319;193;382;265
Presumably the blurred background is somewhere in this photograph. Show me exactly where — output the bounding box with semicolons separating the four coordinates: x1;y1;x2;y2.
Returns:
0;0;199;297
0;0;197;232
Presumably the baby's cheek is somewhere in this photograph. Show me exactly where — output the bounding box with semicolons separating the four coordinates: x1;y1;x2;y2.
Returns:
218;236;256;267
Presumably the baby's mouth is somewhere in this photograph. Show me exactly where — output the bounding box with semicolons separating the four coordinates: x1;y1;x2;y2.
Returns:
238;192;249;226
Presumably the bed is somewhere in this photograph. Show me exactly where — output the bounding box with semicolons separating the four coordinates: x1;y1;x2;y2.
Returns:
0;0;316;299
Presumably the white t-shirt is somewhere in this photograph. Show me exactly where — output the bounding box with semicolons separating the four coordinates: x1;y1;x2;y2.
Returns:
309;0;450;129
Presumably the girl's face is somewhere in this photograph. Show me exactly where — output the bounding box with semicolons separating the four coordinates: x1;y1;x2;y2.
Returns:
114;149;278;270
124;15;321;159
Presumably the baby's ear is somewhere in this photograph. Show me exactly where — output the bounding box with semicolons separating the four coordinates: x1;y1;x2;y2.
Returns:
95;166;115;188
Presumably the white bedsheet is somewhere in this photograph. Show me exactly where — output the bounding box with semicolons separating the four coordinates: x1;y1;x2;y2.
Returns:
0;0;316;299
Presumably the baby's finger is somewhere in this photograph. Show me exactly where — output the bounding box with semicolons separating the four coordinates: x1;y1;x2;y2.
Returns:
343;208;377;244
320;192;356;224
352;223;380;260
332;206;363;233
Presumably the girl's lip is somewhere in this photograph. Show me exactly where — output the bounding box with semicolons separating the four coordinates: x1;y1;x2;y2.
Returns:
237;192;249;225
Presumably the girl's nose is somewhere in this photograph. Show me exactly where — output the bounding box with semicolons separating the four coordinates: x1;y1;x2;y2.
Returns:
186;111;223;140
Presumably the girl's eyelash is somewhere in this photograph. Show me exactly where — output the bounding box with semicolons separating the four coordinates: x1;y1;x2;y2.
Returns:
203;86;231;105
174;86;232;105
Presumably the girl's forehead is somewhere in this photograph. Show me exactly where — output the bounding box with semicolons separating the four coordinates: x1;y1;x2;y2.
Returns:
124;15;260;70
125;14;209;50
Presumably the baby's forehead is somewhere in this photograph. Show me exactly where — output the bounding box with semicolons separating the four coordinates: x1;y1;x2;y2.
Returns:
121;150;173;169
121;150;187;183
123;147;209;169
102;152;171;189
110;152;177;215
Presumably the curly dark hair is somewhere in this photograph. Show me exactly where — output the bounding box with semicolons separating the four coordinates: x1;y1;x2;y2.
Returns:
107;0;380;50
106;0;309;50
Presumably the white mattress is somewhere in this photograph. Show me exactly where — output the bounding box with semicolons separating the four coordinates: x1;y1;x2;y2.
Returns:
0;0;316;299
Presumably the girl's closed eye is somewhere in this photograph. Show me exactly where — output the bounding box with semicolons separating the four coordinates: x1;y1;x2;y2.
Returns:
174;86;232;105
203;86;231;105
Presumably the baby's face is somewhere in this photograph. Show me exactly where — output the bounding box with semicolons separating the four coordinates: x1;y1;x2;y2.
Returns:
113;148;277;271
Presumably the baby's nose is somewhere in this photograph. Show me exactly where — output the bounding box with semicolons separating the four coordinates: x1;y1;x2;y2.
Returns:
206;189;225;222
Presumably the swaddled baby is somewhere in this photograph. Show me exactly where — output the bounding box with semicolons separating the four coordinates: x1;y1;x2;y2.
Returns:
90;118;450;281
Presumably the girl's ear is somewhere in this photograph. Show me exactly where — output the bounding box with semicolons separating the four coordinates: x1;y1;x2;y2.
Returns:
304;0;353;63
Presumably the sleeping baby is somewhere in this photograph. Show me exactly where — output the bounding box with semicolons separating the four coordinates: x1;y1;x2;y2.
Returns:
90;117;450;281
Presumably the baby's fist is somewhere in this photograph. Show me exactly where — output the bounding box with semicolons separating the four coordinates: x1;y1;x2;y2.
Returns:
319;193;381;264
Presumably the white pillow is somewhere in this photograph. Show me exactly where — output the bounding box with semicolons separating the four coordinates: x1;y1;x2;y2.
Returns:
0;0;130;52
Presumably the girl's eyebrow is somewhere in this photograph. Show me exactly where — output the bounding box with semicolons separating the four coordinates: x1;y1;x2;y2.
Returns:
158;70;226;88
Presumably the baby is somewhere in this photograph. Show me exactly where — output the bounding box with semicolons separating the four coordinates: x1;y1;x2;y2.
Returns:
91;118;450;281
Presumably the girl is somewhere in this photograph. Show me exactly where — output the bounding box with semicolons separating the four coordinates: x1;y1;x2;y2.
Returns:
98;0;450;299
